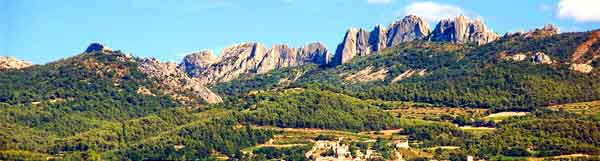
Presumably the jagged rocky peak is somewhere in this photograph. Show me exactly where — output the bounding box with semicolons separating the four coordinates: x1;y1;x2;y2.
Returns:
333;28;358;66
179;50;218;76
219;42;268;62
387;15;431;47
256;44;299;74
541;24;561;34
333;27;375;65
370;25;388;52
137;57;222;104
299;42;332;65
524;24;561;38
430;15;499;45
333;15;432;66
183;50;218;66
184;41;334;84
85;42;113;53
0;56;33;69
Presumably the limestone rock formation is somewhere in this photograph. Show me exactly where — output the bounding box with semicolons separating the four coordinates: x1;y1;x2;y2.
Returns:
332;15;497;66
0;56;33;69
531;52;553;64
570;30;600;64
192;42;268;84
257;44;299;74
333;28;361;65
569;63;593;73
429;15;499;45
370;25;388;52
387;15;430;47
524;24;561;39
184;42;331;84
179;50;218;76
501;53;528;62
299;42;332;65
137;57;223;104
343;66;387;82
180;14;501;80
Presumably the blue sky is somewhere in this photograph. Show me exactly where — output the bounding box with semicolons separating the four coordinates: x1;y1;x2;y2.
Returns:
2;0;599;64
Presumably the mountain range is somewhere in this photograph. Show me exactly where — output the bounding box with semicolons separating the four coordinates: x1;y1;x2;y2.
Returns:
1;14;600;161
2;15;598;106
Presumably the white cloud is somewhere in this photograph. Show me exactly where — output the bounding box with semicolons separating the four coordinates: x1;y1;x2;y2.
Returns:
402;1;464;22
557;0;600;22
367;0;392;5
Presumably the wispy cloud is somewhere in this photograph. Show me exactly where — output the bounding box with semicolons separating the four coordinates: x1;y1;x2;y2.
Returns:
557;0;600;22
401;1;464;22
367;0;392;5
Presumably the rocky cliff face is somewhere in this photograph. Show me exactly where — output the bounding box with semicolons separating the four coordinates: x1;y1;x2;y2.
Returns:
332;16;431;66
299;42;332;65
0;56;33;69
184;42;332;84
332;15;498;66
333;28;369;65
387;15;430;47
137;57;223;104
429;15;499;45
179;50;219;77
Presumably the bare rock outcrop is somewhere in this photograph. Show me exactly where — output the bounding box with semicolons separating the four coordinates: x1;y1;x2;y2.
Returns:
524;24;561;39
343;66;387;82
257;44;299;74
179;50;218;76
332;15;497;66
569;63;593;73
387;15;430;47
184;42;332;85
137;57;222;104
370;25;388;52
391;69;416;83
299;42;332;65
501;53;528;62
0;56;32;69
332;28;373;66
570;30;600;64
531;52;553;64
429;15;499;45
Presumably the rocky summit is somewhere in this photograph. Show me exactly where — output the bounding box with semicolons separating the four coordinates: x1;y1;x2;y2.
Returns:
332;15;432;66
429;15;499;45
0;56;33;69
331;15;498;66
387;15;431;47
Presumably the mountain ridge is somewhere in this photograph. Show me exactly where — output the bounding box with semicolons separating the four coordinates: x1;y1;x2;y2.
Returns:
179;15;501;85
